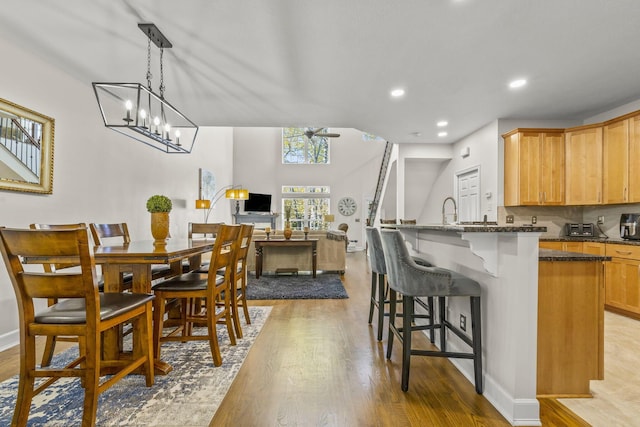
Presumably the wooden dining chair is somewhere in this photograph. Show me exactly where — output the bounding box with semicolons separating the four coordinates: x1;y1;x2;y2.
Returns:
152;224;241;366
0;226;155;426
89;222;171;280
230;224;254;338
30;222;118;367
184;222;223;273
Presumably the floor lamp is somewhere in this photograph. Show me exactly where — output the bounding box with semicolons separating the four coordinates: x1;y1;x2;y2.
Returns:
195;185;248;223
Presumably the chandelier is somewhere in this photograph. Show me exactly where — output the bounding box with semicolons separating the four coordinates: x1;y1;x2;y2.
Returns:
92;23;198;153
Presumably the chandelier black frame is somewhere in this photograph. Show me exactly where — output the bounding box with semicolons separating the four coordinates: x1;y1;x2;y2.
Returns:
92;23;198;153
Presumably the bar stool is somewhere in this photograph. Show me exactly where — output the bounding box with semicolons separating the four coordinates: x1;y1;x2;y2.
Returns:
380;229;483;394
365;227;434;342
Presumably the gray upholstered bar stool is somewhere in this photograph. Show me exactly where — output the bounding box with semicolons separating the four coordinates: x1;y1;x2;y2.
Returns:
380;229;483;394
366;226;435;342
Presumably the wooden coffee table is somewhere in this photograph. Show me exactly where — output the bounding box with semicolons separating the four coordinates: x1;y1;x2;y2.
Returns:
253;238;318;278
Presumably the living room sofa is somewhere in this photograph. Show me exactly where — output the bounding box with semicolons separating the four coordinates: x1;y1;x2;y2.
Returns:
246;229;347;274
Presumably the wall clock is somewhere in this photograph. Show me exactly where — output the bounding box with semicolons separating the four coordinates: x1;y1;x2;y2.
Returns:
338;197;357;216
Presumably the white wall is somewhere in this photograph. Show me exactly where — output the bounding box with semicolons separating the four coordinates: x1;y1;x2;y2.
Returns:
233;127;386;248
412;123;498;223
0;35;234;350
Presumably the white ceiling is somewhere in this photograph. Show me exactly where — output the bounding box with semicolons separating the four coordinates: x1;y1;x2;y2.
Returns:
1;0;639;144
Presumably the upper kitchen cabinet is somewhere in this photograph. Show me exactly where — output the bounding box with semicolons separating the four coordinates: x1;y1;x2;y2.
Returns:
629;113;640;202
503;129;565;206
603;116;630;204
565;124;603;205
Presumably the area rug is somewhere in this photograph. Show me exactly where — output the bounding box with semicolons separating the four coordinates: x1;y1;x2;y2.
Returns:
246;274;348;300
0;306;271;426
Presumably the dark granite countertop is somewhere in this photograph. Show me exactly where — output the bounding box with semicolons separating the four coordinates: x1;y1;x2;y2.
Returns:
539;248;610;261
382;223;547;233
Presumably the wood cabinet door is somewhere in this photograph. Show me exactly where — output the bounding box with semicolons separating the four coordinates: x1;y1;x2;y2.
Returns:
565;127;603;205
605;257;640;315
503;132;520;206
519;132;542;205
629;114;640;202
603;119;629;204
540;132;565;205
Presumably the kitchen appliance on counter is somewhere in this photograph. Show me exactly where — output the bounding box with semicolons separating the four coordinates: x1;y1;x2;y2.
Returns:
565;223;595;237
620;213;640;240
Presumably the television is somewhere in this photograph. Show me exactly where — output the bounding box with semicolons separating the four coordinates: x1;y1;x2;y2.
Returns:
244;192;272;213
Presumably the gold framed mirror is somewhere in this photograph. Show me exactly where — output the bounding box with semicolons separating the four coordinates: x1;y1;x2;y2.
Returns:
0;97;54;194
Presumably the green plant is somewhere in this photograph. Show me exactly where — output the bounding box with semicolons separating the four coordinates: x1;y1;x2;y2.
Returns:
146;195;172;213
284;202;292;221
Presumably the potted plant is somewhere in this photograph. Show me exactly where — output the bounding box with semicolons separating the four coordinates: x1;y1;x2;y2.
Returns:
147;194;172;245
283;202;293;240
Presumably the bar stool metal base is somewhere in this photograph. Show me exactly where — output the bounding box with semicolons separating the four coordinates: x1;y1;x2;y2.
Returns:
386;291;483;394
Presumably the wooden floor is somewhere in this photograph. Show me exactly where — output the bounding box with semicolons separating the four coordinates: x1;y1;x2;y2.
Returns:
0;251;592;426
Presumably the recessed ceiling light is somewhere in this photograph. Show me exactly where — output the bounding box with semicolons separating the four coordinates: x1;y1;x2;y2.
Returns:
437;120;448;127
390;88;405;97
509;79;527;89
438;131;448;137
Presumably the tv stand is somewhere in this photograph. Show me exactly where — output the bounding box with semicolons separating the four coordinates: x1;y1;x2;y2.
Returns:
233;213;277;229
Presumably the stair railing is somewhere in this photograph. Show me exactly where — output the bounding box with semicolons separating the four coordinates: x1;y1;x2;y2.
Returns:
367;141;393;226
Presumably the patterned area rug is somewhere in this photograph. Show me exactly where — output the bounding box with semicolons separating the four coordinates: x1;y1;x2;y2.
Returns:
246;274;348;300
0;306;271;426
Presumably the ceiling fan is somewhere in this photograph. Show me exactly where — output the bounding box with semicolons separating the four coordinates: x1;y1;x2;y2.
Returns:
294;127;341;139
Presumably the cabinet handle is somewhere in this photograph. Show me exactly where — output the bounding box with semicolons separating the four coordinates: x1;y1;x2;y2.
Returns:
616;250;633;255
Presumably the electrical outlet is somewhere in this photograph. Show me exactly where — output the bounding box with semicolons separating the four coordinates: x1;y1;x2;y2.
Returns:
597;216;604;225
531;216;537;224
460;314;467;332
506;215;514;224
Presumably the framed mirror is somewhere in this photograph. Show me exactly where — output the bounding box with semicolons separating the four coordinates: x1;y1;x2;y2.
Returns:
0;97;54;194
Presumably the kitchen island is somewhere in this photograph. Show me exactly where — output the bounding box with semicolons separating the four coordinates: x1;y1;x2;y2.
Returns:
383;224;544;426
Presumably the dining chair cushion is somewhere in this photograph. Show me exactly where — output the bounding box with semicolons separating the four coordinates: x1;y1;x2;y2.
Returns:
34;293;155;324
152;272;224;292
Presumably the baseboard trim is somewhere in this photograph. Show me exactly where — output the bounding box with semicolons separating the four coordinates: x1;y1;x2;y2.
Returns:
0;329;18;353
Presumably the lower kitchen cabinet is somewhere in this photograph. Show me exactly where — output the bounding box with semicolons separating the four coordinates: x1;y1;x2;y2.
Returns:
605;243;640;319
538;259;604;397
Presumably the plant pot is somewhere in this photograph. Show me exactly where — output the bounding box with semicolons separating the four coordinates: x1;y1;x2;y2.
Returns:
151;212;170;244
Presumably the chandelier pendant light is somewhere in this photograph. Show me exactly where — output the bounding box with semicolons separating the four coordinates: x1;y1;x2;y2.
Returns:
92;23;198;153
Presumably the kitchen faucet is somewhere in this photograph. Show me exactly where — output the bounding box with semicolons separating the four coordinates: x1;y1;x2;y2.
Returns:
442;196;458;224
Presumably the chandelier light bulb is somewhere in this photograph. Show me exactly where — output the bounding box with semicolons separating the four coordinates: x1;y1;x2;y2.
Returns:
153;116;160;134
123;100;133;123
164;123;171;141
139;109;147;128
175;129;181;145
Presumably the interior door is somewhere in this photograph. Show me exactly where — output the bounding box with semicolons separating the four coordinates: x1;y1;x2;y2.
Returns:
457;167;480;222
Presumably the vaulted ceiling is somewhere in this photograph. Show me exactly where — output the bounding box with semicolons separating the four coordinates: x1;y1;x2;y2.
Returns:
1;0;639;144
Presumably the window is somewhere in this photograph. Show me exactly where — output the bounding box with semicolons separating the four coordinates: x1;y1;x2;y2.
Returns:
362;132;385;142
282;128;330;164
282;186;330;230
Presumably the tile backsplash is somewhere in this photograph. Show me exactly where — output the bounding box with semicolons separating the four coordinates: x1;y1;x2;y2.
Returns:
500;204;640;239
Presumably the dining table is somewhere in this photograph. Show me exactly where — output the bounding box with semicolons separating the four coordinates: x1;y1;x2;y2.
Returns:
94;238;215;374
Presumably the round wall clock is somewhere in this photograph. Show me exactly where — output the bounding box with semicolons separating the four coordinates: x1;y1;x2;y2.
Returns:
338;197;357;216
